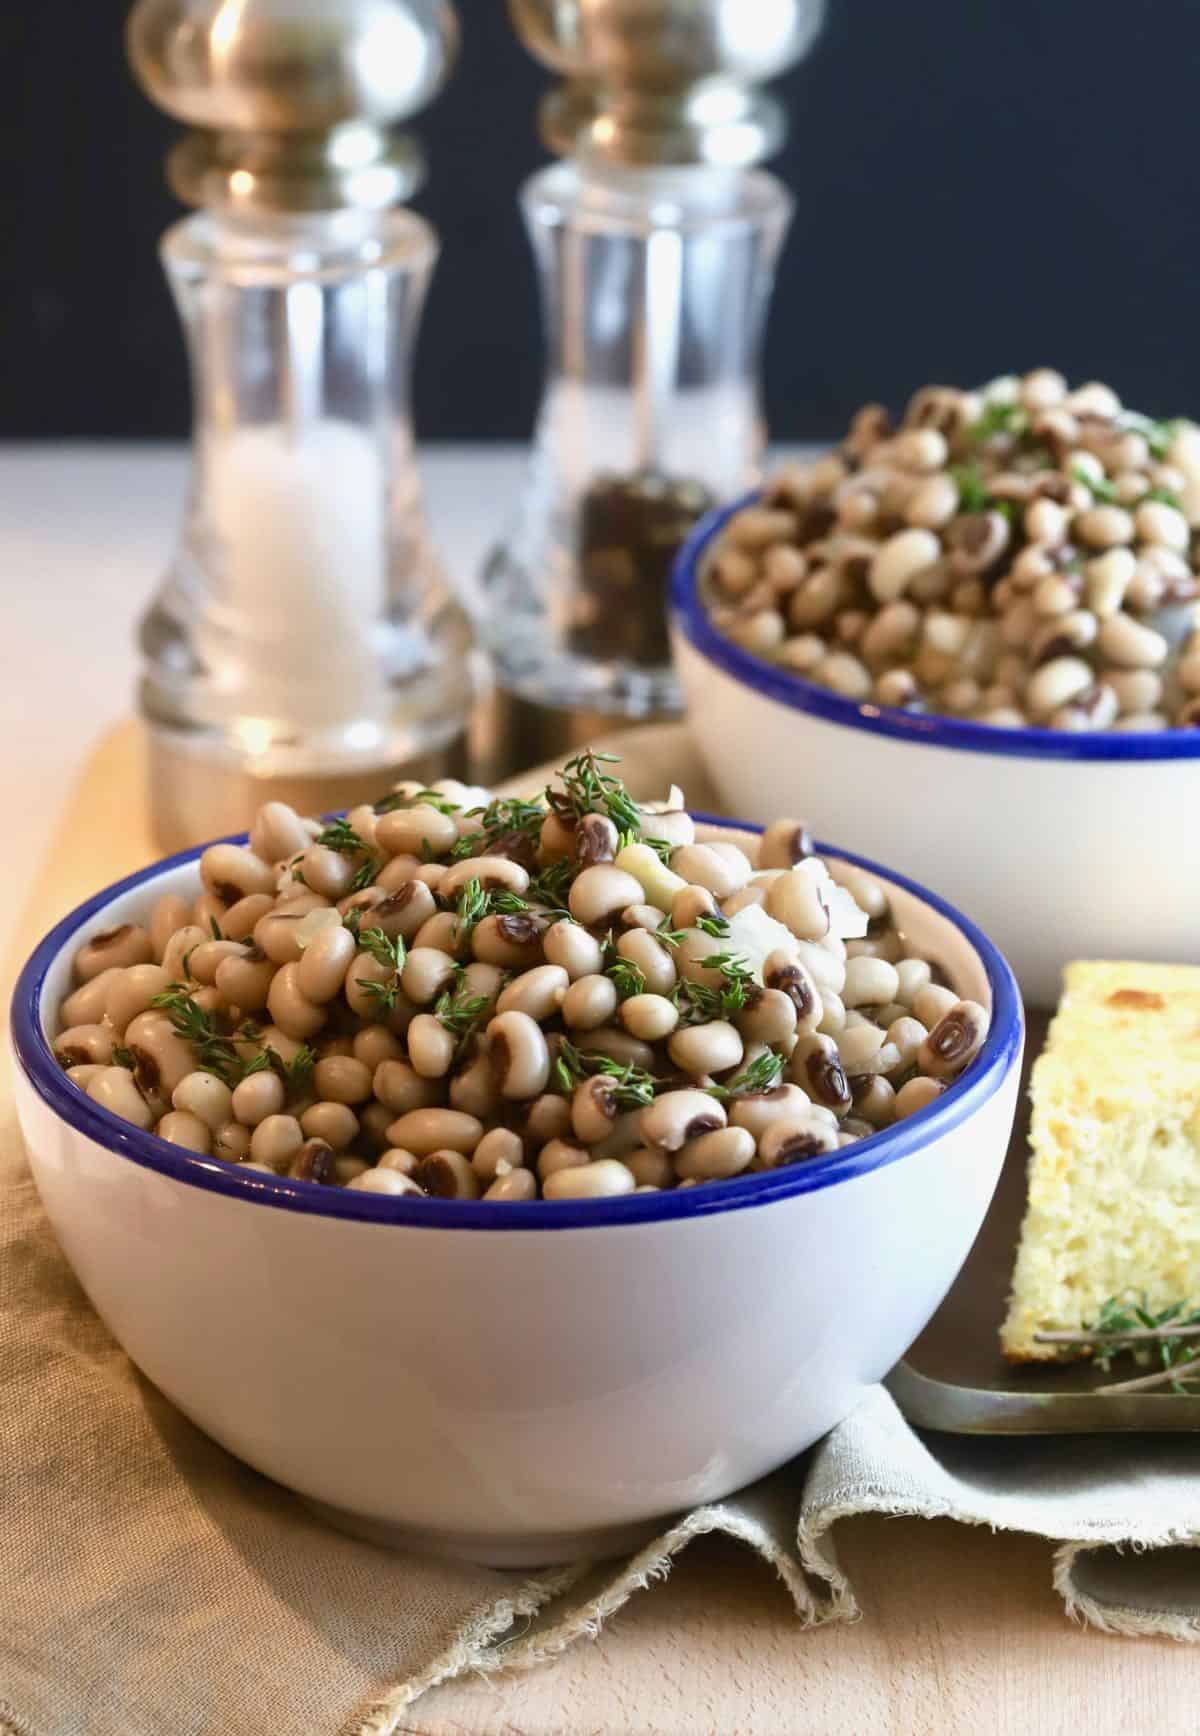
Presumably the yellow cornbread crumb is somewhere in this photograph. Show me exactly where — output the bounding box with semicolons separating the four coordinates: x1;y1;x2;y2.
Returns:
1001;961;1200;1362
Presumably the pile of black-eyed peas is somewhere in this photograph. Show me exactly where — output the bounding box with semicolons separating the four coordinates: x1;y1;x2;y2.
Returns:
54;754;989;1202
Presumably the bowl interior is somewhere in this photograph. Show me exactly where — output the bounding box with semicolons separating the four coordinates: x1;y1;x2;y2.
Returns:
14;818;1020;1229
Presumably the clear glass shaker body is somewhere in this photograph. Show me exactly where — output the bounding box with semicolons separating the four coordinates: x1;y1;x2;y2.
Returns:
143;206;476;844
484;161;792;717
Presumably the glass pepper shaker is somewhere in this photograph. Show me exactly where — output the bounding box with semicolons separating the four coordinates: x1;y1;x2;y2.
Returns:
128;0;477;849
482;0;824;760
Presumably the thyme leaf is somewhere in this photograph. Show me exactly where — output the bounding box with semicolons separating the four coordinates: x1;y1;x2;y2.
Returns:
553;1038;658;1108
149;985;245;1086
706;1050;785;1100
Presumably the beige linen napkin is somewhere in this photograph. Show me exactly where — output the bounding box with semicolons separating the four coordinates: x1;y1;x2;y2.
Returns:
4;721;1200;1736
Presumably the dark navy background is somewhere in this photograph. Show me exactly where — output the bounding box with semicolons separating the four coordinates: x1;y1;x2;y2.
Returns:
2;1;1195;440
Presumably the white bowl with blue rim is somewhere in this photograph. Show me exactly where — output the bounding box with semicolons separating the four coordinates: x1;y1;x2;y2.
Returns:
672;497;1200;1008
11;818;1022;1567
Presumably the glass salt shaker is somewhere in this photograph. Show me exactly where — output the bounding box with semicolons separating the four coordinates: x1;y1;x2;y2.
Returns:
482;0;824;759
128;0;477;848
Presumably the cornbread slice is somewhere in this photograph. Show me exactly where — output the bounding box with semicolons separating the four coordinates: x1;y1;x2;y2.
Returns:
1001;961;1200;1362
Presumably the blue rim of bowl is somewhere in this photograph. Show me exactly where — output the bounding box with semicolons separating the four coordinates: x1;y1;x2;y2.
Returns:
10;820;1023;1231
671;492;1200;763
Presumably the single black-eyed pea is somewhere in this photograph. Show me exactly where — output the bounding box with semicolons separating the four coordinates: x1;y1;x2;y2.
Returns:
849;1073;896;1128
640;1089;726;1152
346;1167;425;1196
620;902;668;933
912;982;959;1029
894;957;932;1004
353;1024;405;1069
86;1065;154;1129
54;1023;116;1067
375;853;424;893
407;1013;456;1079
124;1010;198;1098
255;1024;306;1065
296;923;357;1003
515;1093;573;1148
384;1107;483;1156
273;888;331;918
335;1156;370;1185
670;884;717;929
539;811;577;860
789;1033;852;1113
412;911;462;954
440;855;531;900
373;1058;443;1115
895;1076;946;1119
300;1100;359;1149
250;800;312;866
543;1160;635;1200
186;938;248;985
368;881;438;943
359;1102;396;1151
488;1010;551;1100
266;961;326;1040
569;1075;620;1145
472;1126;525;1182
620;992;679;1043
590;1110;646;1160
543;920;605;981
919;999;988;1078
765;869;831;941
842;955;901;1009
377;1147;420;1175
75;923;154;982
66;1063;106;1090
675;1124;756;1181
200;843;277;902
625;1146;674;1189
253;911;307;966
288;1138;337;1184
215;946;276;1013
886;1015;928;1071
728;1084;811;1141
667;1020;744;1076
757;819;816;869
485;1168;538;1201
470;912;547;969
669;843;752;899
763;950;822;1034
312;1054;373;1105
538;1138;592;1181
213;1120;251;1161
219;893;275;943
735;987;797;1046
450;1044;503;1119
172;1070;234;1131
195;892;229;933
561;973;618;1031
150;895;192;962
375;804;459;859
249;1113;304;1171
756;1111;839;1168
231;1069;286;1126
157;1109;213;1153
574;1028;656;1072
567;864;646;929
496;964;568;1022
60;965;123;1028
616;926;677;995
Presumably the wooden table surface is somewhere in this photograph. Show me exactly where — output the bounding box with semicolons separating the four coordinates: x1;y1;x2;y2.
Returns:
2;447;1191;1736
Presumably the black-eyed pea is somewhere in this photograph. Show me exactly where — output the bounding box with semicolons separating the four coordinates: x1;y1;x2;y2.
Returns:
375;804;459;858
497;964;568;1022
54;1023;116;1067
625;1146;674;1189
231;1069;286;1126
764;869;831;942
471;913;547;970
789;1033;851;1113
756;1111;839;1168
346;1167;425;1196
472;1126;525;1183
620;993;679;1043
300;1101;359;1148
407;1013;456;1079
200;843;276;903
538;1137;592;1181
440;855;531;900
591;1110;646;1160
249;1113;304;1171
515;1093;572;1149
296;923;357;1003
369;881;438;943
190;986;228;1021
359;1101;396;1151
842;955;901;1009
411;912;459;954
895;1076;947;1119
573;812;620;868
670;884;717;929
296;844;356;901
873;1001;911;1029
485;1168;538;1201
186;938;248;985
376;853;424;893
912;982;959;1029
158;925;209;983
373;1058;442;1114
266;961;326;1040
675;1124;756;1181
189;892;226;935
384;1107;483;1156
66;1063;107;1090
562;973;618;1031
668;1020;743;1076
734;987;797;1047
543;920;604;980
376;1147;419;1175
762;952;822;1034
919;999;989;1078
756;819;816;870
669;844;751;899
640;1089;725;1152
75;923;154;983
566;1075;617;1145
60;966;123;1028
836;1023;895;1076
214;945;275;1013
312;1054;372;1105
567;864;646;929
412;1150;480;1199
250;800;312;865
213;1120;251;1161
149;895;191;962
450;1046;503;1120
886;1016;928;1071
617;927;677;996
399;946;459;1007
123;1011;197;1098
850;1074;896;1128
543;1159;635;1200
172;1070;234;1130
620;903;668;934
574;1028;655;1072
1076;504;1134;549
273;886;330;917
253;912;306;966
335;1156;370;1185
218;893;275;943
338;888;386;926
894;957;932;1004
817;990;846;1037
157;1110;212;1153
353;1024;405;1069
86;1065;154;1129
287;1138;337;1183
488;1010;551;1100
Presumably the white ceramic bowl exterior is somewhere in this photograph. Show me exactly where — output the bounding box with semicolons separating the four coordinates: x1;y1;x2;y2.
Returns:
12;829;1022;1566
673;501;1200;1009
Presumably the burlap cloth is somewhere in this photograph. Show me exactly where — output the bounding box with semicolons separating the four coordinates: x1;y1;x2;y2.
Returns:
3;723;1199;1736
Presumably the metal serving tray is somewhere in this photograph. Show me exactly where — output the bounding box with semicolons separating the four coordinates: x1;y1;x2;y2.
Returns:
887;1014;1200;1435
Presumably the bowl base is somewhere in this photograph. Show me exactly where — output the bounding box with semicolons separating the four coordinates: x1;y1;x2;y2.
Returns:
302;1497;669;1568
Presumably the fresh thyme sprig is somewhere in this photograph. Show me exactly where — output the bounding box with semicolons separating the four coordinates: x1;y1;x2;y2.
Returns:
317;818;367;855
552;1039;658;1108
433;969;492;1051
356;927;407;1013
705;1051;785;1100
373;788;462;817
448;795;546;861
1143;485;1184;510
526;858;575;911
1034;1294;1200;1394
111;1045;137;1071
1073;464;1120;504
968;400;1028;444
207;916;223;940
695;913;731;939
242;1042;318;1095
149;985;246;1087
606;958;646;1002
547;751;642;837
